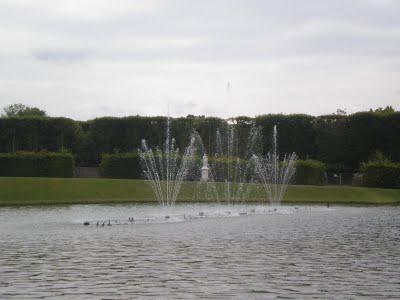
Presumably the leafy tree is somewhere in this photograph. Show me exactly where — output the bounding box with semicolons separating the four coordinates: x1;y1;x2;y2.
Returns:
369;106;395;114
3;103;46;117
335;108;347;116
367;151;391;165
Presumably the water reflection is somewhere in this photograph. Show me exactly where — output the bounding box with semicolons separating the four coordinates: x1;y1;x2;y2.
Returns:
0;204;399;299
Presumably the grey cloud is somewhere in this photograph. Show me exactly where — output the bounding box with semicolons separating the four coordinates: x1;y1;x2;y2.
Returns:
2;0;399;64
33;49;92;62
5;1;400;38
172;101;198;115
1;0;400;119
19;0;400;63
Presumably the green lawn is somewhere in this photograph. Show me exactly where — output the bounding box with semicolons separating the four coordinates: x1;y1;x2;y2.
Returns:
0;177;399;206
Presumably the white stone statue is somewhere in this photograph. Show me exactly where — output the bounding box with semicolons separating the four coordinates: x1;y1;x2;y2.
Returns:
201;154;209;181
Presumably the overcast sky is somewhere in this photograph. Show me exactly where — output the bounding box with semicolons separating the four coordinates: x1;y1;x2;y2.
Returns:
0;0;399;120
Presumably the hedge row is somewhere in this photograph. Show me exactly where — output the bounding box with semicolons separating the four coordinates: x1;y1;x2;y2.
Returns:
99;153;328;186
99;154;260;181
362;162;400;188
99;153;142;179
294;160;327;185
0;152;74;178
208;158;327;186
2;112;400;170
3;149;398;187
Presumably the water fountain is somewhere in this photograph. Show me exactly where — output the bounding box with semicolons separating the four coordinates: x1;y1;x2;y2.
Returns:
80;123;298;227
191;124;262;204
139;118;296;208
139;118;196;206
82;124;296;226
252;125;297;205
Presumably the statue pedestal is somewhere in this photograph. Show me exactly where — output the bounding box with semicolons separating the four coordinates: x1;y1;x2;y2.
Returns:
201;166;209;181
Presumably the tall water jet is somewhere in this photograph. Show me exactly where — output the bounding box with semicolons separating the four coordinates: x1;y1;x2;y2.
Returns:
252;125;297;205
139;118;196;206
191;124;262;204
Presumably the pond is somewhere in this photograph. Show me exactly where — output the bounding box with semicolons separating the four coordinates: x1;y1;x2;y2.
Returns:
1;204;399;299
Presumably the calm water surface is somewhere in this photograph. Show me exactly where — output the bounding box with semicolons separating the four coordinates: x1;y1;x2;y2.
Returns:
0;204;399;299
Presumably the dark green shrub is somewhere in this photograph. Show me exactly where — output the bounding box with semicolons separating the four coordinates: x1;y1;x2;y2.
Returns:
362;163;400;188
294;159;326;185
0;151;74;178
99;153;142;179
361;154;400;188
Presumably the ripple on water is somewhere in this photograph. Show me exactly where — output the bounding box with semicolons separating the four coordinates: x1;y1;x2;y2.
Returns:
0;205;400;299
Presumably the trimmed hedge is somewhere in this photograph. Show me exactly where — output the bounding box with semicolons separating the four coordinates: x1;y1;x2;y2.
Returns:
99;153;246;181
99;154;329;186
1;112;400;170
0;151;74;178
362;162;400;188
100;152;200;180
294;160;327;185
100;153;142;179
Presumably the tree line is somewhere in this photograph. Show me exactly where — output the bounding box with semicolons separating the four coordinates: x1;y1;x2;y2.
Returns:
0;104;398;172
